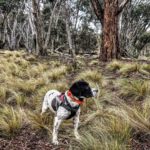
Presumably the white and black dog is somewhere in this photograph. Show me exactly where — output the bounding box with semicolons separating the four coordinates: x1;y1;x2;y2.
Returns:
41;80;98;145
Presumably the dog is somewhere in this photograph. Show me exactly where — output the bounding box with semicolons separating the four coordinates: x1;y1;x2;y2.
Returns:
41;80;98;145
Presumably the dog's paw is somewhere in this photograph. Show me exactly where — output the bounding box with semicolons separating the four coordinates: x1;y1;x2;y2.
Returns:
52;140;59;145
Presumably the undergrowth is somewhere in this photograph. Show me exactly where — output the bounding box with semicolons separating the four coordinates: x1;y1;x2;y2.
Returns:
0;51;150;149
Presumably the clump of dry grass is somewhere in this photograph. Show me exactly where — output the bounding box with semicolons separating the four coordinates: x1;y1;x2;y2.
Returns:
28;111;53;133
89;60;99;66
141;64;150;72
25;55;36;61
76;107;131;150
8;78;37;95
5;91;27;106
118;63;140;75
106;60;123;71
142;97;150;120
49;61;61;67
47;65;68;81
76;94;150;150
116;101;150;133
139;64;150;76
106;61;150;77
0;86;7;102
26;64;46;78
0;106;24;137
76;70;102;85
120;80;150;101
3;50;14;57
14;58;29;68
77;59;86;66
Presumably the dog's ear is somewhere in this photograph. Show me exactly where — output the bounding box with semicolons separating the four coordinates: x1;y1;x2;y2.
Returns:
69;82;81;97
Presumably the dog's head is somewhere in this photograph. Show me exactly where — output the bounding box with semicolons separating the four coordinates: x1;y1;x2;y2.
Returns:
69;80;98;100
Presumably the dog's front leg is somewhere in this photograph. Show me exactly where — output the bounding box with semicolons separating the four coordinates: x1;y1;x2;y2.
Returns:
73;109;80;140
52;116;62;145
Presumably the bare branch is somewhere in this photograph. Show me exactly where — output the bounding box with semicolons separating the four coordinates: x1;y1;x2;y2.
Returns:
90;0;104;26
117;0;130;15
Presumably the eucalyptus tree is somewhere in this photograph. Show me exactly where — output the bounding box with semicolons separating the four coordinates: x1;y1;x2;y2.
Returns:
0;0;23;50
90;0;130;61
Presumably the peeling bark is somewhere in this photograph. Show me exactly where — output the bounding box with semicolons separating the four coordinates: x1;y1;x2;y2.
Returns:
101;0;120;61
91;0;130;61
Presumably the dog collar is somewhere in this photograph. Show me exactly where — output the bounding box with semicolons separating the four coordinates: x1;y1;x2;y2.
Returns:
67;90;84;105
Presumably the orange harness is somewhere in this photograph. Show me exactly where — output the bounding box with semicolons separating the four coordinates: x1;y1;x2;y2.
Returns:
67;90;84;105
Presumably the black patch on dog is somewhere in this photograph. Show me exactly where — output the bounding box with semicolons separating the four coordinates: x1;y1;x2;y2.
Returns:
52;98;59;111
69;80;93;100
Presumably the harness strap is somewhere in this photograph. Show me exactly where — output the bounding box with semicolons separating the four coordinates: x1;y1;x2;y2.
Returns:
60;96;79;119
52;93;80;119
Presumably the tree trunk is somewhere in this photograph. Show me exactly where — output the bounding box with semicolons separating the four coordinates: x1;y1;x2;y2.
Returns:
90;0;130;61
43;0;60;51
65;1;76;59
32;0;47;56
65;18;75;58
101;0;120;61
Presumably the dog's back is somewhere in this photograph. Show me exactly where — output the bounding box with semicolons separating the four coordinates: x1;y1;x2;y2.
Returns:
42;90;61;114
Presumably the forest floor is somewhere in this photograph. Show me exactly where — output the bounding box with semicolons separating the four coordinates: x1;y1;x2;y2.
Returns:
0;51;150;150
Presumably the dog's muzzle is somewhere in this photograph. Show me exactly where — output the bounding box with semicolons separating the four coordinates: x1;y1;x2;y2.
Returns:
92;88;98;97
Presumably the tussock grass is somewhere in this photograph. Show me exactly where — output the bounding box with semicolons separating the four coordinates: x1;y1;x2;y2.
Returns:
120;80;150;101
140;64;150;75
0;51;150;149
107;60;123;71
28;111;53;132
143;97;150;119
117;101;150;133
77;107;131;150
8;79;37;95
3;50;14;57
47;65;68;81
0;86;7;101
49;61;61;67
106;61;150;76
14;58;29;68
76;70;102;85
76;59;86;66
27;64;46;78
77;95;150;150
0;106;24;137
118;63;140;75
6;90;26;106
89;60;99;66
25;55;36;61
141;64;150;72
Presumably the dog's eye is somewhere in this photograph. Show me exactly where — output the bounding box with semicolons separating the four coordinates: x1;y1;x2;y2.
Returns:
86;87;90;90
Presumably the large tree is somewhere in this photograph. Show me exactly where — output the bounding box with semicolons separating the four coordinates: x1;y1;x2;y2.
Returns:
90;0;130;61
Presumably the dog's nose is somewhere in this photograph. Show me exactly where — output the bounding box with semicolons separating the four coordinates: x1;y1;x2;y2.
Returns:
92;88;98;97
